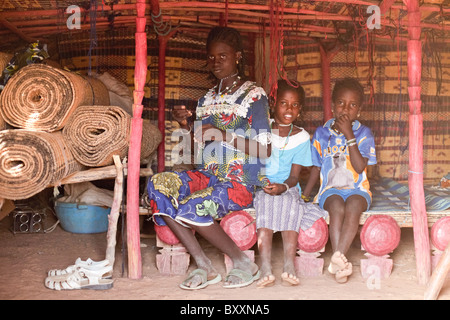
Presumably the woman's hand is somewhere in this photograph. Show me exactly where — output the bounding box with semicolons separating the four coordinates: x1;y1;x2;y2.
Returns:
173;105;193;129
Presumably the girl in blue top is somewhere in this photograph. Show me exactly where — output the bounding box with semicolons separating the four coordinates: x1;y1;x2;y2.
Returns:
303;78;377;283
255;80;327;288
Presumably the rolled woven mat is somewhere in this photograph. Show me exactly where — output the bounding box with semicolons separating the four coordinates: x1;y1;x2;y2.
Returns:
63;105;162;167
0;64;109;132
0;130;83;200
0;112;5;131
0;52;13;73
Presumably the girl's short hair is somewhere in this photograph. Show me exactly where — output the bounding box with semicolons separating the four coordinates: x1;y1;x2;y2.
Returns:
206;26;245;77
276;79;305;106
332;78;365;104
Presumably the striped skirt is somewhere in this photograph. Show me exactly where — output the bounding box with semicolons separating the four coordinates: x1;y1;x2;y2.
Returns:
255;187;328;232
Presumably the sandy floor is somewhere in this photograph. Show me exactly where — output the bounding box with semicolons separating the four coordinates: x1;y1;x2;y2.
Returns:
0;212;449;302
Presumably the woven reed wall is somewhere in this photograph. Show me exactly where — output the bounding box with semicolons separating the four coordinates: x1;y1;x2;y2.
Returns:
283;39;449;182
55;29;449;181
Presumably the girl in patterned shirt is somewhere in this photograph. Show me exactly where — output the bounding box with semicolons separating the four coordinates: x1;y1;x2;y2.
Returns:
303;78;377;283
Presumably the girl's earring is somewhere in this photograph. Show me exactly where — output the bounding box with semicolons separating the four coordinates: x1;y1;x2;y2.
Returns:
236;60;239;65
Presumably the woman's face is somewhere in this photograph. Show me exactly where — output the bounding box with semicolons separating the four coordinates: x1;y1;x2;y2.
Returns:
207;41;241;80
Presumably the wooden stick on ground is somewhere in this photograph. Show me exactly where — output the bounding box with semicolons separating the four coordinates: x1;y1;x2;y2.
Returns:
424;241;450;300
105;155;124;268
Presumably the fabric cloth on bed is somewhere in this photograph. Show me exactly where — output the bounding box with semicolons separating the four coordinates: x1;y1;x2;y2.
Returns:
368;177;450;212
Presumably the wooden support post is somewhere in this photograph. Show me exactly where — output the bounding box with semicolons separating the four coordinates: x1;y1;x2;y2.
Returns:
157;36;167;173
319;44;338;122
406;0;431;285
105;155;124;267
295;218;328;277
424;241;450;300
156;235;191;276
126;0;147;279
154;224;191;275
360;215;401;279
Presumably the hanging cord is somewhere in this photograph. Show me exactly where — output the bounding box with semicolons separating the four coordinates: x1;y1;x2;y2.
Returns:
88;0;97;76
151;8;174;36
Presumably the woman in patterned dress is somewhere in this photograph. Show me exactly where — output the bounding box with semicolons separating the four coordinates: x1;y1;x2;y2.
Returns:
147;27;272;290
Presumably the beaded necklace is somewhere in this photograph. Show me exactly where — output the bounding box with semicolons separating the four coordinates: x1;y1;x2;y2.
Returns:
215;73;240;97
272;122;293;150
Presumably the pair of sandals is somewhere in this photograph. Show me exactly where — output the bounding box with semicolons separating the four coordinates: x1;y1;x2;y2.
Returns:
180;268;261;290
45;258;114;290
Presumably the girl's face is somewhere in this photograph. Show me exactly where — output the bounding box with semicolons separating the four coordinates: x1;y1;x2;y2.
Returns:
207;41;241;80
332;88;362;121
272;89;302;125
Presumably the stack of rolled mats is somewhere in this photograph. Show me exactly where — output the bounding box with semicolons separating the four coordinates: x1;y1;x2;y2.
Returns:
0;63;162;200
0;64;109;132
62;105;162;167
0;130;82;200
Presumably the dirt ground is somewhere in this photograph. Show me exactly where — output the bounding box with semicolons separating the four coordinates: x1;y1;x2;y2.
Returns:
0;211;449;302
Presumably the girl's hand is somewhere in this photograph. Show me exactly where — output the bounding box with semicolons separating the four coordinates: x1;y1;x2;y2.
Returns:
263;183;287;196
173;105;193;128
334;114;353;138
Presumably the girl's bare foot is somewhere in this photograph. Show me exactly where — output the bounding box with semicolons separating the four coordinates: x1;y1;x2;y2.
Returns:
281;271;299;286
256;263;275;288
328;251;350;274
335;262;353;283
257;274;275;288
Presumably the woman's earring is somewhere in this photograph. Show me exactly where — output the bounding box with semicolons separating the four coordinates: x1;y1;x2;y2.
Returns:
236;60;239;65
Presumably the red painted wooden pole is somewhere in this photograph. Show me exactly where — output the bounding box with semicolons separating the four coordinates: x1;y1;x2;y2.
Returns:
319;44;335;122
157;36;167;173
126;0;147;279
406;0;431;285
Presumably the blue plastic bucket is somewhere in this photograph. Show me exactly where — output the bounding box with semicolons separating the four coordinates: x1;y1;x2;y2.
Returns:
54;201;110;234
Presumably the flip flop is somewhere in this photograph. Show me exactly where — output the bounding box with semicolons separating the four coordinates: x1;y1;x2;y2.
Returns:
223;268;261;289
179;269;222;290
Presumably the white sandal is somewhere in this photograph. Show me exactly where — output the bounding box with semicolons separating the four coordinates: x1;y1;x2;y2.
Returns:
47;258;110;277
45;265;113;290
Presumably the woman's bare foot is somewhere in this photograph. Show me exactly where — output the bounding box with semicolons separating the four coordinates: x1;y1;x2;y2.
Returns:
281;271;299;286
328;251;350;274
335;262;353;283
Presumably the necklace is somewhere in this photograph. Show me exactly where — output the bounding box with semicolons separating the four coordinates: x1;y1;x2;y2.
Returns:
272;122;293;150
215;76;241;97
216;72;239;95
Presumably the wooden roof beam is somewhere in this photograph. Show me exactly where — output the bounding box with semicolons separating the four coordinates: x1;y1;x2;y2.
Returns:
0;17;35;43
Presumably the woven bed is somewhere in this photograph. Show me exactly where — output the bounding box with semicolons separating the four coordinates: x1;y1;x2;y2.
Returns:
0;64;109;132
62;105;162;167
0;130;83;200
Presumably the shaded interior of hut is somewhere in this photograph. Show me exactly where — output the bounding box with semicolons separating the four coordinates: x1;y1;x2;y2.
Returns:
0;0;449;299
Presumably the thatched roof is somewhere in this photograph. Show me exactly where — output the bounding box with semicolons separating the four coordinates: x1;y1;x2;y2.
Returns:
1;0;449;53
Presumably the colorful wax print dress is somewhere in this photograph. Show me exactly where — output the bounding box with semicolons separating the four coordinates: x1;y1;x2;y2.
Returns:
148;80;272;227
